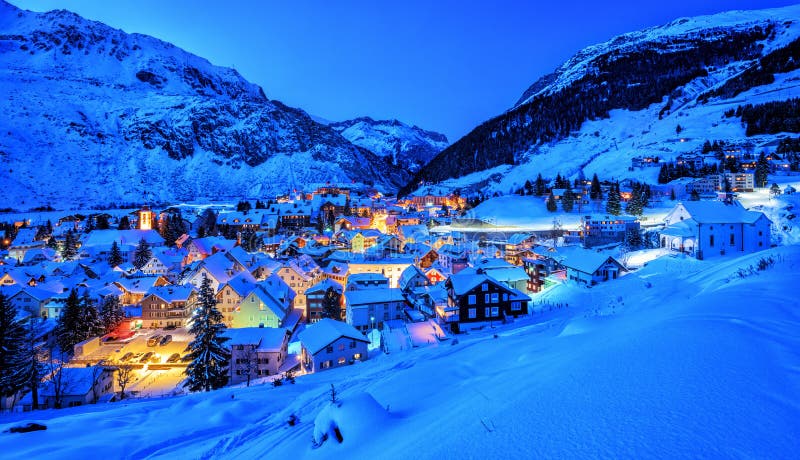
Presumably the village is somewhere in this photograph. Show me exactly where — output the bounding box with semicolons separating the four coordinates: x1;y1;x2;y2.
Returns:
0;170;787;411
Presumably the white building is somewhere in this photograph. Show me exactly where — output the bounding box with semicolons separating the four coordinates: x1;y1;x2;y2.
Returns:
298;319;369;373
661;201;771;259
344;288;406;332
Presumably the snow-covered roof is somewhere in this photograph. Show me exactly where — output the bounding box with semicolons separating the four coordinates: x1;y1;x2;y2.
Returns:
298;318;369;355
223;327;289;352
678;201;768;225
114;276;164;294
344;288;405;306
561;248;624;275
82;229;165;247
145;284;195;303
306;278;343;295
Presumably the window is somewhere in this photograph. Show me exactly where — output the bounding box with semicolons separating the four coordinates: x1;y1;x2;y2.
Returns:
503;293;508;301
709;235;714;247
468;295;476;305
338;343;345;352
468;308;476;319
354;353;362;360
485;294;490;303
350;340;356;349
490;293;499;303
730;234;735;246
338;356;346;365
759;231;763;236
321;360;332;369
482;283;488;291
511;301;522;311
326;346;333;354
491;307;499;316
485;307;490;317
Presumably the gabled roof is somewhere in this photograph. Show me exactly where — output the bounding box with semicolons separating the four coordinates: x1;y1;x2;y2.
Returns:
447;272;513;296
560;248;625;275
144;284;195;303
114;276;164;295
221;271;258;297
298;318;369;355
677;201;769;225
398;265;428;290
223;327;290;352
306;278;343;295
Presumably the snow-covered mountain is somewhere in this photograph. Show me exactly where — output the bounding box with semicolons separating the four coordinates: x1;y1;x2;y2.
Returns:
0;1;409;209
328;117;449;173
404;4;800;196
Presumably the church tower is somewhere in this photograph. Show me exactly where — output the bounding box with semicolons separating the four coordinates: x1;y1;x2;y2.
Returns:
139;205;153;230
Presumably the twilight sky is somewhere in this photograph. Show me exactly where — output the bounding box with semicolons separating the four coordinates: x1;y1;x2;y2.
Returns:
9;0;799;142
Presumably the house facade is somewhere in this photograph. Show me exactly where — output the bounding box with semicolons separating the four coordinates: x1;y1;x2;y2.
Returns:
443;272;530;333
298;319;369;373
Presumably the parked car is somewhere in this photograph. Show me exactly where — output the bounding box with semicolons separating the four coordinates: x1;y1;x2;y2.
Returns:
119;352;133;362
131;352;144;362
160;335;172;346
164;324;177;331
147;335;162;347
181;354;193;363
166;353;181;363
139;352;153;363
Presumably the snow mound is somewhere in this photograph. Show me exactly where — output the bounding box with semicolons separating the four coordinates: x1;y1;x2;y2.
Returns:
313;392;389;449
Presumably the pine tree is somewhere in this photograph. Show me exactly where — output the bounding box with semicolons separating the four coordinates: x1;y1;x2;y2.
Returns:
626;183;643;216
118;215;131;230
80;291;104;339
546;192;557;212
524;179;534;195
184;275;230;392
96;214;110;230
21;316;45;409
590;174;602;200
606;183;622;216
133;238;152;270
0;292;28;398
561;185;575;212
322;287;342;320
56;289;82;354
690;190;701;201
100;295;125;334
61;229;78;260
108;241;123;268
534;174;547;196
755;152;770;188
670;188;676;201
200;209;217;236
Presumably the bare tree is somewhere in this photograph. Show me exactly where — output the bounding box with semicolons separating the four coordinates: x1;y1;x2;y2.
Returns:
115;363;135;400
46;351;72;409
89;363;111;404
240;345;258;387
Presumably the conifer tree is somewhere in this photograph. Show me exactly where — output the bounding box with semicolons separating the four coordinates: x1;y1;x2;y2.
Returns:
322;287;342;320
80;291;104;339
118;215;131;230
606;183;622;216
755;152;770;188
56;289;82;354
0;292;27;399
561;184;575;212
133;238;152;270
534;174;547;196
184;275;230;392
546;192;557;212
21;316;45;409
108;241;123;268
100;295;125;334
590;174;602;200
61;229;78;260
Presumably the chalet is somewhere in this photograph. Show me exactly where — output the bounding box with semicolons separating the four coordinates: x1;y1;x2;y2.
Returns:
305;278;344;323
334;216;372;232
298;319;369;373
184;236;236;265
7;228;45;263
344;288;406;332
443;271;530;333
140;284;197;328
397;224;429;244
581;214;640;248
225;327;292;384
438;244;470;274
398;265;430;293
661;201;771;259
504;233;536;265
8;286;55;318
215;272;258;327
113;276;170;305
231;275;295;328
275;256;320;310
560;249;626;285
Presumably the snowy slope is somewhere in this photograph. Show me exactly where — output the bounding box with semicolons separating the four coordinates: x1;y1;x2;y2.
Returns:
407;4;800;196
2;245;799;458
329;117;449;172
0;1;408;209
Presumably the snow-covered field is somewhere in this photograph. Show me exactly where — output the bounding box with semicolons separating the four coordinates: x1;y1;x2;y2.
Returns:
2;243;799;459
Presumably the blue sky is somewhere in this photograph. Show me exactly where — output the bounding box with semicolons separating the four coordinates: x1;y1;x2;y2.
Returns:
9;0;799;141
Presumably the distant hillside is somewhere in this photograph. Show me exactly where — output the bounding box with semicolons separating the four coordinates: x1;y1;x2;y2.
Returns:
403;5;800;196
0;0;409;209
329;117;448;173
